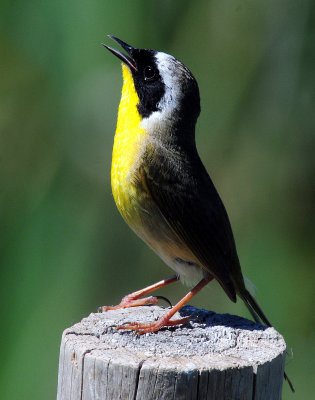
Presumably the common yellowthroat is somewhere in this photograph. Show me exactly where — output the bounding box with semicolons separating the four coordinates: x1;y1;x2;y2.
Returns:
101;36;293;391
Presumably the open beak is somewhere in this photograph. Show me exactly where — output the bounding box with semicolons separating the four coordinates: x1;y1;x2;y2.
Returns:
103;35;137;72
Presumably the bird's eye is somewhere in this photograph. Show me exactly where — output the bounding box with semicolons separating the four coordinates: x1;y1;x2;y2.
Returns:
143;65;156;81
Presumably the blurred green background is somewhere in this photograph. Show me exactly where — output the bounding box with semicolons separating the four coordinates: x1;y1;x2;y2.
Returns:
1;0;314;398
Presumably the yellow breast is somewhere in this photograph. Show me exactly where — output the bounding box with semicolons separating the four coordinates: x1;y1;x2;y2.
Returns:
111;65;148;223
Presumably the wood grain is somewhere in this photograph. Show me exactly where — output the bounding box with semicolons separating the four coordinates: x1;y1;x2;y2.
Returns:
57;305;286;399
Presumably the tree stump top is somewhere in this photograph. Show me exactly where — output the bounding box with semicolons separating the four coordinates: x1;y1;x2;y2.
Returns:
58;305;286;399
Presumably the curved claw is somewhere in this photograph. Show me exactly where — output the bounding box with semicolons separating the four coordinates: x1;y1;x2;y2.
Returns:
155;295;172;308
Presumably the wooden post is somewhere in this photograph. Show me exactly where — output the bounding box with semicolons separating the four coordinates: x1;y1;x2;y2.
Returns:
57;305;286;400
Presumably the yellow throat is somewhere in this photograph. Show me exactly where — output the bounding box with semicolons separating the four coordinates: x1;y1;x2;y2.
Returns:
111;64;148;221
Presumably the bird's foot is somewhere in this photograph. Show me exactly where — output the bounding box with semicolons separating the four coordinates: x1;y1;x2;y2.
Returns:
98;276;178;312
117;316;190;334
98;295;159;312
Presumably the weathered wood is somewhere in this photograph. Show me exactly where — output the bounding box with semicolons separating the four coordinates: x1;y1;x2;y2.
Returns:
57;305;286;400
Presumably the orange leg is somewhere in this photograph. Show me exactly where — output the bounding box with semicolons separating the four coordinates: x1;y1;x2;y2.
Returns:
99;275;179;311
118;276;213;334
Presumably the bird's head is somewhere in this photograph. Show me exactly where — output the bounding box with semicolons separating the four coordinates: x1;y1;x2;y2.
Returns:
104;36;200;140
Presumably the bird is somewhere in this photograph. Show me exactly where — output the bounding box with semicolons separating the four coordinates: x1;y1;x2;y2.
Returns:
100;35;293;391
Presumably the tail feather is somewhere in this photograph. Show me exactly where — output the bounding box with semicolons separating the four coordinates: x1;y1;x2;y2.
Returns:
240;288;272;327
240;288;295;393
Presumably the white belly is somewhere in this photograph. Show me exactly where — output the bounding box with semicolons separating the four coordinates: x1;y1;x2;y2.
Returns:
159;253;207;287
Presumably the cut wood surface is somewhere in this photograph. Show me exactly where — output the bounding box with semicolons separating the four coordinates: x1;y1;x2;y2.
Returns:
57;305;286;400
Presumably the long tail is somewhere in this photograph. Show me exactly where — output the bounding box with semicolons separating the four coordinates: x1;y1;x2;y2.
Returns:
240;288;295;393
240;288;272;327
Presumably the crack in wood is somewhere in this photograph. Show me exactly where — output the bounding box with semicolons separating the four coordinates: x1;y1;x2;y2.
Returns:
57;306;286;399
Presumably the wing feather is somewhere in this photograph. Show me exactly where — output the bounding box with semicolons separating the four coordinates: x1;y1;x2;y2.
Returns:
141;147;241;301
